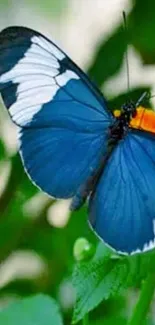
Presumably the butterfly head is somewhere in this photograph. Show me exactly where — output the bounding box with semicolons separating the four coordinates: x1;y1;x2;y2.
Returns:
121;101;137;119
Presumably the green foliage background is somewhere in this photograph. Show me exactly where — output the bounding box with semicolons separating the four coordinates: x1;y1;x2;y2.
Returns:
0;0;155;324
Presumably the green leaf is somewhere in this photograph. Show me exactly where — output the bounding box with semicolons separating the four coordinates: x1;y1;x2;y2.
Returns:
72;242;155;323
27;0;68;17
129;0;155;64
127;250;155;286
88;26;127;88
0;154;24;215
93;241;112;260
0;0;11;9
0;294;63;325
0;139;6;160
72;249;128;323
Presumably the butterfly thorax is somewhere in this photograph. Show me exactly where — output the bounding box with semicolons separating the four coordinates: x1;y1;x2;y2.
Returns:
110;101;137;141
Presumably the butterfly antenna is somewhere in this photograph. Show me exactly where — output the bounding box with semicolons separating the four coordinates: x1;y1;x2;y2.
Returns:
123;11;131;99
136;91;147;107
148;93;155;100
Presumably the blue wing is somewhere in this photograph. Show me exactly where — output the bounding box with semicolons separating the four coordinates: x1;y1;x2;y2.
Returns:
0;26;112;198
89;130;155;254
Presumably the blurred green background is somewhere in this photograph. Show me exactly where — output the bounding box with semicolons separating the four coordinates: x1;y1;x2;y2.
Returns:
0;0;155;324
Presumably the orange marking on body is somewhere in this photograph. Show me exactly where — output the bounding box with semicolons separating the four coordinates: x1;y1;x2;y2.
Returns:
130;106;155;133
113;110;121;118
113;107;155;133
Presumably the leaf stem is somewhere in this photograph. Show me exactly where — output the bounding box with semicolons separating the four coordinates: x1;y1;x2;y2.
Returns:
83;314;89;325
128;272;155;325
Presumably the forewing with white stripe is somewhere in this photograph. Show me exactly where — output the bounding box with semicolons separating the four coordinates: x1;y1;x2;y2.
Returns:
0;26;111;199
0;26;110;128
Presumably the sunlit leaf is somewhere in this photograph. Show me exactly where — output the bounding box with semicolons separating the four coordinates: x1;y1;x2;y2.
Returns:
0;0;11;10
0;294;63;325
72;250;128;323
0;139;6;160
27;0;68;17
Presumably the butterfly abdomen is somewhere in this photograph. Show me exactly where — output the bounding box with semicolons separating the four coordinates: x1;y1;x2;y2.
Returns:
130;107;155;133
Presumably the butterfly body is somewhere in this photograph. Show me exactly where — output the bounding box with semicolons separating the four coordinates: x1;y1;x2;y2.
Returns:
0;26;155;254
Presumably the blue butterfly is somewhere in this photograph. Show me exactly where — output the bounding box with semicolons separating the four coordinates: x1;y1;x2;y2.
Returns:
0;26;155;255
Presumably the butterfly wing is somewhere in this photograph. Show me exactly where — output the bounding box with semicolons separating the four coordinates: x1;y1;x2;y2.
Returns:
0;26;111;198
89;130;155;254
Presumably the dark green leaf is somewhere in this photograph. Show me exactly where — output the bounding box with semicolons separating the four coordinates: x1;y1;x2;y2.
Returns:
0;154;24;216
108;87;151;113
88;26;127;88
130;0;155;64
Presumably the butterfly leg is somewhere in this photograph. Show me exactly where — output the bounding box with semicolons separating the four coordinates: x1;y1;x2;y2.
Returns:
70;185;90;211
71;158;108;211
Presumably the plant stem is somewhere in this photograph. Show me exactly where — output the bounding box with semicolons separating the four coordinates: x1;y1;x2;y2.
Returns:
128;272;155;325
83;314;89;325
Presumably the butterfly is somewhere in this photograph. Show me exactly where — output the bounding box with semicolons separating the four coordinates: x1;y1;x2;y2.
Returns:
0;26;155;255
